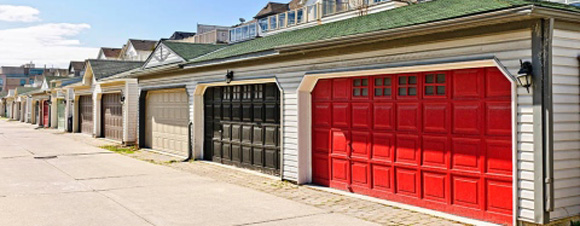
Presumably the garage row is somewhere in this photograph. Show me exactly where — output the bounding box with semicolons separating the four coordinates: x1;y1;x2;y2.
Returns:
1;3;579;226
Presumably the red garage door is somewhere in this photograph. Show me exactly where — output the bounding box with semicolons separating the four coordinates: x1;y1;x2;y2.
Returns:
312;67;513;224
42;100;50;127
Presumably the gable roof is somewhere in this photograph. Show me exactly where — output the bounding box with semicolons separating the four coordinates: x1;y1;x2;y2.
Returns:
163;41;225;60
87;59;144;80
255;2;289;19
100;48;122;58
15;87;40;95
69;61;85;72
190;0;580;65
129;39;158;52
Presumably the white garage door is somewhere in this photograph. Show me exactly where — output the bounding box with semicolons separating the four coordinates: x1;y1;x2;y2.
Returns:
145;89;189;157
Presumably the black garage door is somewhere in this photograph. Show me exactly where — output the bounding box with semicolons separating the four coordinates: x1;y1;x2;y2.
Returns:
204;83;281;175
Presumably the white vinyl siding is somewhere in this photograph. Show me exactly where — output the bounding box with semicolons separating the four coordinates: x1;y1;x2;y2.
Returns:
125;81;139;143
550;28;580;221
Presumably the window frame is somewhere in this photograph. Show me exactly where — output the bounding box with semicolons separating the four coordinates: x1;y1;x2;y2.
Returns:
423;71;448;99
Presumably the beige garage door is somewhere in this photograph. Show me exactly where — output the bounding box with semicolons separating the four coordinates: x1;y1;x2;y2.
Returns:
145;89;189;157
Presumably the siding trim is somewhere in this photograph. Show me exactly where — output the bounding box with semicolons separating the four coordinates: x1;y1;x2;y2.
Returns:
531;18;555;224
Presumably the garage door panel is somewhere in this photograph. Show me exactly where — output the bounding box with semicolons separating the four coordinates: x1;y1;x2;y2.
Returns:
396;168;418;197
422;171;448;203
79;96;93;135
332;103;350;128
102;93;123;141
451;138;482;172
395;135;420;165
204;84;281;175
372;164;392;191
423;103;449;134
351;131;370;159
452;175;481;209
312;67;513;224
485;139;512;175
452;102;482;135
372;132;394;162
332;79;350;100
397;103;420;132
422;136;448;169
331;130;349;156
453;69;483;99
352;103;372;129
331;157;349;182
145;89;189;157
486;179;513;214
373;103;394;130
351;161;370;188
485;68;512;98
485;102;512;136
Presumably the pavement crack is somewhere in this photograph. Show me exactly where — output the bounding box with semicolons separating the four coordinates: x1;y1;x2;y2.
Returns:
234;212;332;226
75;173;152;181
96;191;157;226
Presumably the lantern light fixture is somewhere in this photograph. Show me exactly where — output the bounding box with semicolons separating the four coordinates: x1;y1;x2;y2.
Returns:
517;60;533;93
226;70;234;84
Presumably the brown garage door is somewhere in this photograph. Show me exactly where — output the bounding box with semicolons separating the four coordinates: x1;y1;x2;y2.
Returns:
79;95;93;135
102;93;123;141
145;89;189;157
203;83;281;175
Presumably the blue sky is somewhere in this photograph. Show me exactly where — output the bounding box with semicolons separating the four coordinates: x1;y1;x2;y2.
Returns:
0;0;271;67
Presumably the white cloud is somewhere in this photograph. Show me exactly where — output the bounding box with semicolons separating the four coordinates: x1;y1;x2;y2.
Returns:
0;23;99;68
0;5;40;22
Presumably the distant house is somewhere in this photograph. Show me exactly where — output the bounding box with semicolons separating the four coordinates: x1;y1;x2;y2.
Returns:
168;31;196;40
0;63;65;92
96;47;122;60
182;24;230;44
119;39;158;61
68;61;85;77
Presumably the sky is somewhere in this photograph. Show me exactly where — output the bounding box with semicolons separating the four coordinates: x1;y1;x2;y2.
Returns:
0;0;271;68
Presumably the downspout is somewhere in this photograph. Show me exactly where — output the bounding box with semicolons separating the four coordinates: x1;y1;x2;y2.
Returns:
531;17;554;225
184;88;193;162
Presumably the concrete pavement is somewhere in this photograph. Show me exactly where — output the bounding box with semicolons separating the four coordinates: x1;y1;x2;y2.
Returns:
0;120;377;226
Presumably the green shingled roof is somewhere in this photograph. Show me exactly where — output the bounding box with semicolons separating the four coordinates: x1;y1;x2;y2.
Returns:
190;0;580;64
16;87;40;95
163;41;225;60
88;60;144;80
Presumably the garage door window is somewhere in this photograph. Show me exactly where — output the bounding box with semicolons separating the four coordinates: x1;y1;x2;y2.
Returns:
374;76;392;98
352;78;368;97
397;75;417;97
424;73;446;97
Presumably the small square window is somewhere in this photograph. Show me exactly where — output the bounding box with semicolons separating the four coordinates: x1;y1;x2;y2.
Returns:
399;76;407;85
425;86;434;95
354;79;361;86
409;76;417;85
384;77;391;86
375;88;382;96
437;74;446;83
398;88;407;96
361;88;368;96
353;88;360;96
375;78;382;86
409;87;417;96
425;74;434;84
437;86;446;95
384;88;391;96
361;79;368;86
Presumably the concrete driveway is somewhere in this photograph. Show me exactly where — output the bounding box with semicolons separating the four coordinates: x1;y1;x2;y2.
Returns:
0;120;377;226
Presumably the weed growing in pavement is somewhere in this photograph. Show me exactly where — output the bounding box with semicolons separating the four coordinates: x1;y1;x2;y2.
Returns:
100;145;138;154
